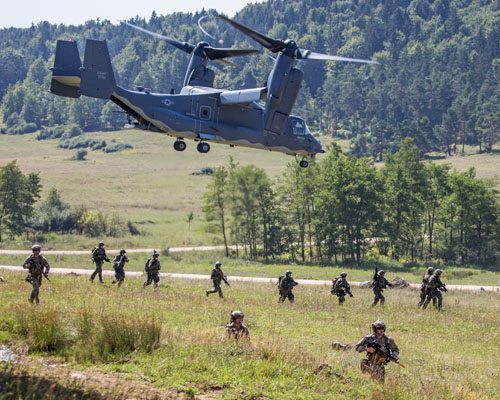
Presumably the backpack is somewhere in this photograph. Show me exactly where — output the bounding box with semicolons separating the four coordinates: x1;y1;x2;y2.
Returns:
331;276;341;294
145;258;151;272
278;276;285;290
91;247;98;261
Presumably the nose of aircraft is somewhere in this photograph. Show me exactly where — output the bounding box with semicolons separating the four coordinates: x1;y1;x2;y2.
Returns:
311;136;325;154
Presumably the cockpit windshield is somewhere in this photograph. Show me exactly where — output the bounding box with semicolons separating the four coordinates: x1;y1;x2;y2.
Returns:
291;117;311;136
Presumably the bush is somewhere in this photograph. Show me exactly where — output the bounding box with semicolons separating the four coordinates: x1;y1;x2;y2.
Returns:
103;142;133;153
77;210;107;237
59;135;100;150
91;140;106;150
62;124;82;139
12;305;66;352
127;220;141;235
3;122;38;135
73;149;87;161
37;125;66;140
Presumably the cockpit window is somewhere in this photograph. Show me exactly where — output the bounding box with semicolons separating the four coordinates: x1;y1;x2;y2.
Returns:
292;118;306;136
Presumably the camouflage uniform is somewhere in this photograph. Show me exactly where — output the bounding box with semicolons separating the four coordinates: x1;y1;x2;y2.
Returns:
356;324;399;383
422;270;446;310
206;263;228;298
143;255;161;288
224;311;249;339
23;250;50;304
418;268;435;307
371;272;392;306
279;272;298;303
90;244;109;283
332;273;352;304
112;251;128;287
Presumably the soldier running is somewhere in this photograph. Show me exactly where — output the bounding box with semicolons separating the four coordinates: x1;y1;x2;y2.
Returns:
371;269;392;306
331;272;353;304
224;310;249;339
23;245;50;304
206;261;229;298
418;267;435;307
143;250;161;289
356;320;401;383
422;269;447;310
112;249;128;287
278;270;298;303
90;241;110;283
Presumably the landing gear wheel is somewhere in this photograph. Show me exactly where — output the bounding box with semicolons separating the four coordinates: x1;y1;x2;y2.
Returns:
174;140;186;151
197;142;210;153
299;159;309;168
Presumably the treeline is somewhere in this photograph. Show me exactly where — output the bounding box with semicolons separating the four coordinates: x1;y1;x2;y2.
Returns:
0;161;139;241
1;0;499;155
203;139;500;266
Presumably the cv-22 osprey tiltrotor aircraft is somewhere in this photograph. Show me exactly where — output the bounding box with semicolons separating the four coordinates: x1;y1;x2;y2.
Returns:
49;14;378;167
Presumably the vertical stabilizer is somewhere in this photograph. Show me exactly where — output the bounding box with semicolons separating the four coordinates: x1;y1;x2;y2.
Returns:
49;40;82;98
80;39;116;99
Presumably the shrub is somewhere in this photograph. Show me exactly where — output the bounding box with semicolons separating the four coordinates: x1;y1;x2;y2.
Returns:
91;140;106;150
4;122;38;135
59;135;100;150
103;142;133;153
127;220;141;235
37;125;66;140
73;149;87;161
77;210;107;237
11;305;66;352
62;124;82;139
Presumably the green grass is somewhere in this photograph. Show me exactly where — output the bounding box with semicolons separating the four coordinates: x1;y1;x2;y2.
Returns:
0;271;499;399
1;131;499;250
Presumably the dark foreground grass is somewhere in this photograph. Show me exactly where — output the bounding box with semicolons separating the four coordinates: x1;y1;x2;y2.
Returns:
0;271;499;399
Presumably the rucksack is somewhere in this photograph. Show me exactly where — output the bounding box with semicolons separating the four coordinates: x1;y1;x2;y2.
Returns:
331;276;341;294
145;258;151;272
278;276;285;290
91;247;99;261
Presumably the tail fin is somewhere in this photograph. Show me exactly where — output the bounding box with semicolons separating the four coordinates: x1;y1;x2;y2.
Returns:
49;40;82;98
80;39;116;99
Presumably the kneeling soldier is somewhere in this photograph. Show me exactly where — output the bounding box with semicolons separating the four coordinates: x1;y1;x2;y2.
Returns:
356;320;400;383
144;250;161;289
23;245;50;304
224;310;249;339
332;272;353;304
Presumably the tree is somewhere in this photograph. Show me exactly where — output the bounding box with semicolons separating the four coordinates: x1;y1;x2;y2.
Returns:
0;161;41;240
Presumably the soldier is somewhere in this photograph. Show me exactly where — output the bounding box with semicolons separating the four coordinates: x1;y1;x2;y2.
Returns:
206;261;229;298
22;245;50;304
224;310;249;339
418;267;435;307
278;270;298;303
331;272;353;304
355;320;400;383
111;249;128;287
371;270;392;306
422;269;447;310
90;241;110;283
143;250;161;289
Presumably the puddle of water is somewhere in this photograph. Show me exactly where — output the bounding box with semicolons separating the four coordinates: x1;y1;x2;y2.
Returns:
0;345;17;362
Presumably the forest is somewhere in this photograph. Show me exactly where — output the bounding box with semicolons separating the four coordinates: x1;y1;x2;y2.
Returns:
1;0;499;156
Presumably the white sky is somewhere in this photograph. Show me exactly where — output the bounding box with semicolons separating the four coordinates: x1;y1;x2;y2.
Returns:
0;0;265;29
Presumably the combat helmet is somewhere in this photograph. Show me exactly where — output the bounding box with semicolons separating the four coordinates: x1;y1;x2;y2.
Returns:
31;244;41;252
215;261;222;267
434;269;442;275
120;249;126;254
378;270;386;275
372;319;386;332
98;241;104;247
231;310;244;321
340;272;347;277
426;267;434;274
153;250;159;258
285;270;292;276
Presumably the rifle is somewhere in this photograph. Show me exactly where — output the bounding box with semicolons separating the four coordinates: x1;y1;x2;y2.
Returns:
366;341;405;368
43;272;51;282
439;283;448;292
373;267;379;281
222;276;230;287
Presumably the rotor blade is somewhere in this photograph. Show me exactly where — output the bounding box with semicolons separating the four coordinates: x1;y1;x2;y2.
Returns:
214;59;239;68
217;14;285;53
204;47;259;60
125;22;195;54
197;15;218;41
297;48;380;64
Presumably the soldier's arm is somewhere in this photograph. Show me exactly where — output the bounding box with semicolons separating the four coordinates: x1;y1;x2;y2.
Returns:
387;337;399;359
22;256;32;269
355;337;368;352
42;257;50;274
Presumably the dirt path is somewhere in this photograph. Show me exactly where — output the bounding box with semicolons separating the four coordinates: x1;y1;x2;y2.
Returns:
1;265;499;292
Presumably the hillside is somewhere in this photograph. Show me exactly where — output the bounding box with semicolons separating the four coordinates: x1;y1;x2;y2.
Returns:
1;0;499;156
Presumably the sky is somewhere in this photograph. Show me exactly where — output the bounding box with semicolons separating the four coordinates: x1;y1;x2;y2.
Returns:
0;0;265;29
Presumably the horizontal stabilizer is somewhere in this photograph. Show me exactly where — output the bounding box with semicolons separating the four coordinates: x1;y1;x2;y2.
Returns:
49;40;81;98
80;39;116;99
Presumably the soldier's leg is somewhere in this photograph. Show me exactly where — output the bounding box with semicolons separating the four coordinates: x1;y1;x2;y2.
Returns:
30;276;41;304
338;293;345;304
288;291;294;303
418;290;427;306
153;273;160;289
371;364;385;383
217;285;223;298
436;291;443;310
360;359;371;374
380;293;385;305
97;264;103;283
372;290;380;306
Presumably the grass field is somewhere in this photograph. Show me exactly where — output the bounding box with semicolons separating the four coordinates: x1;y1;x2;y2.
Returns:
0;271;499;399
2;251;500;286
1;131;499;250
